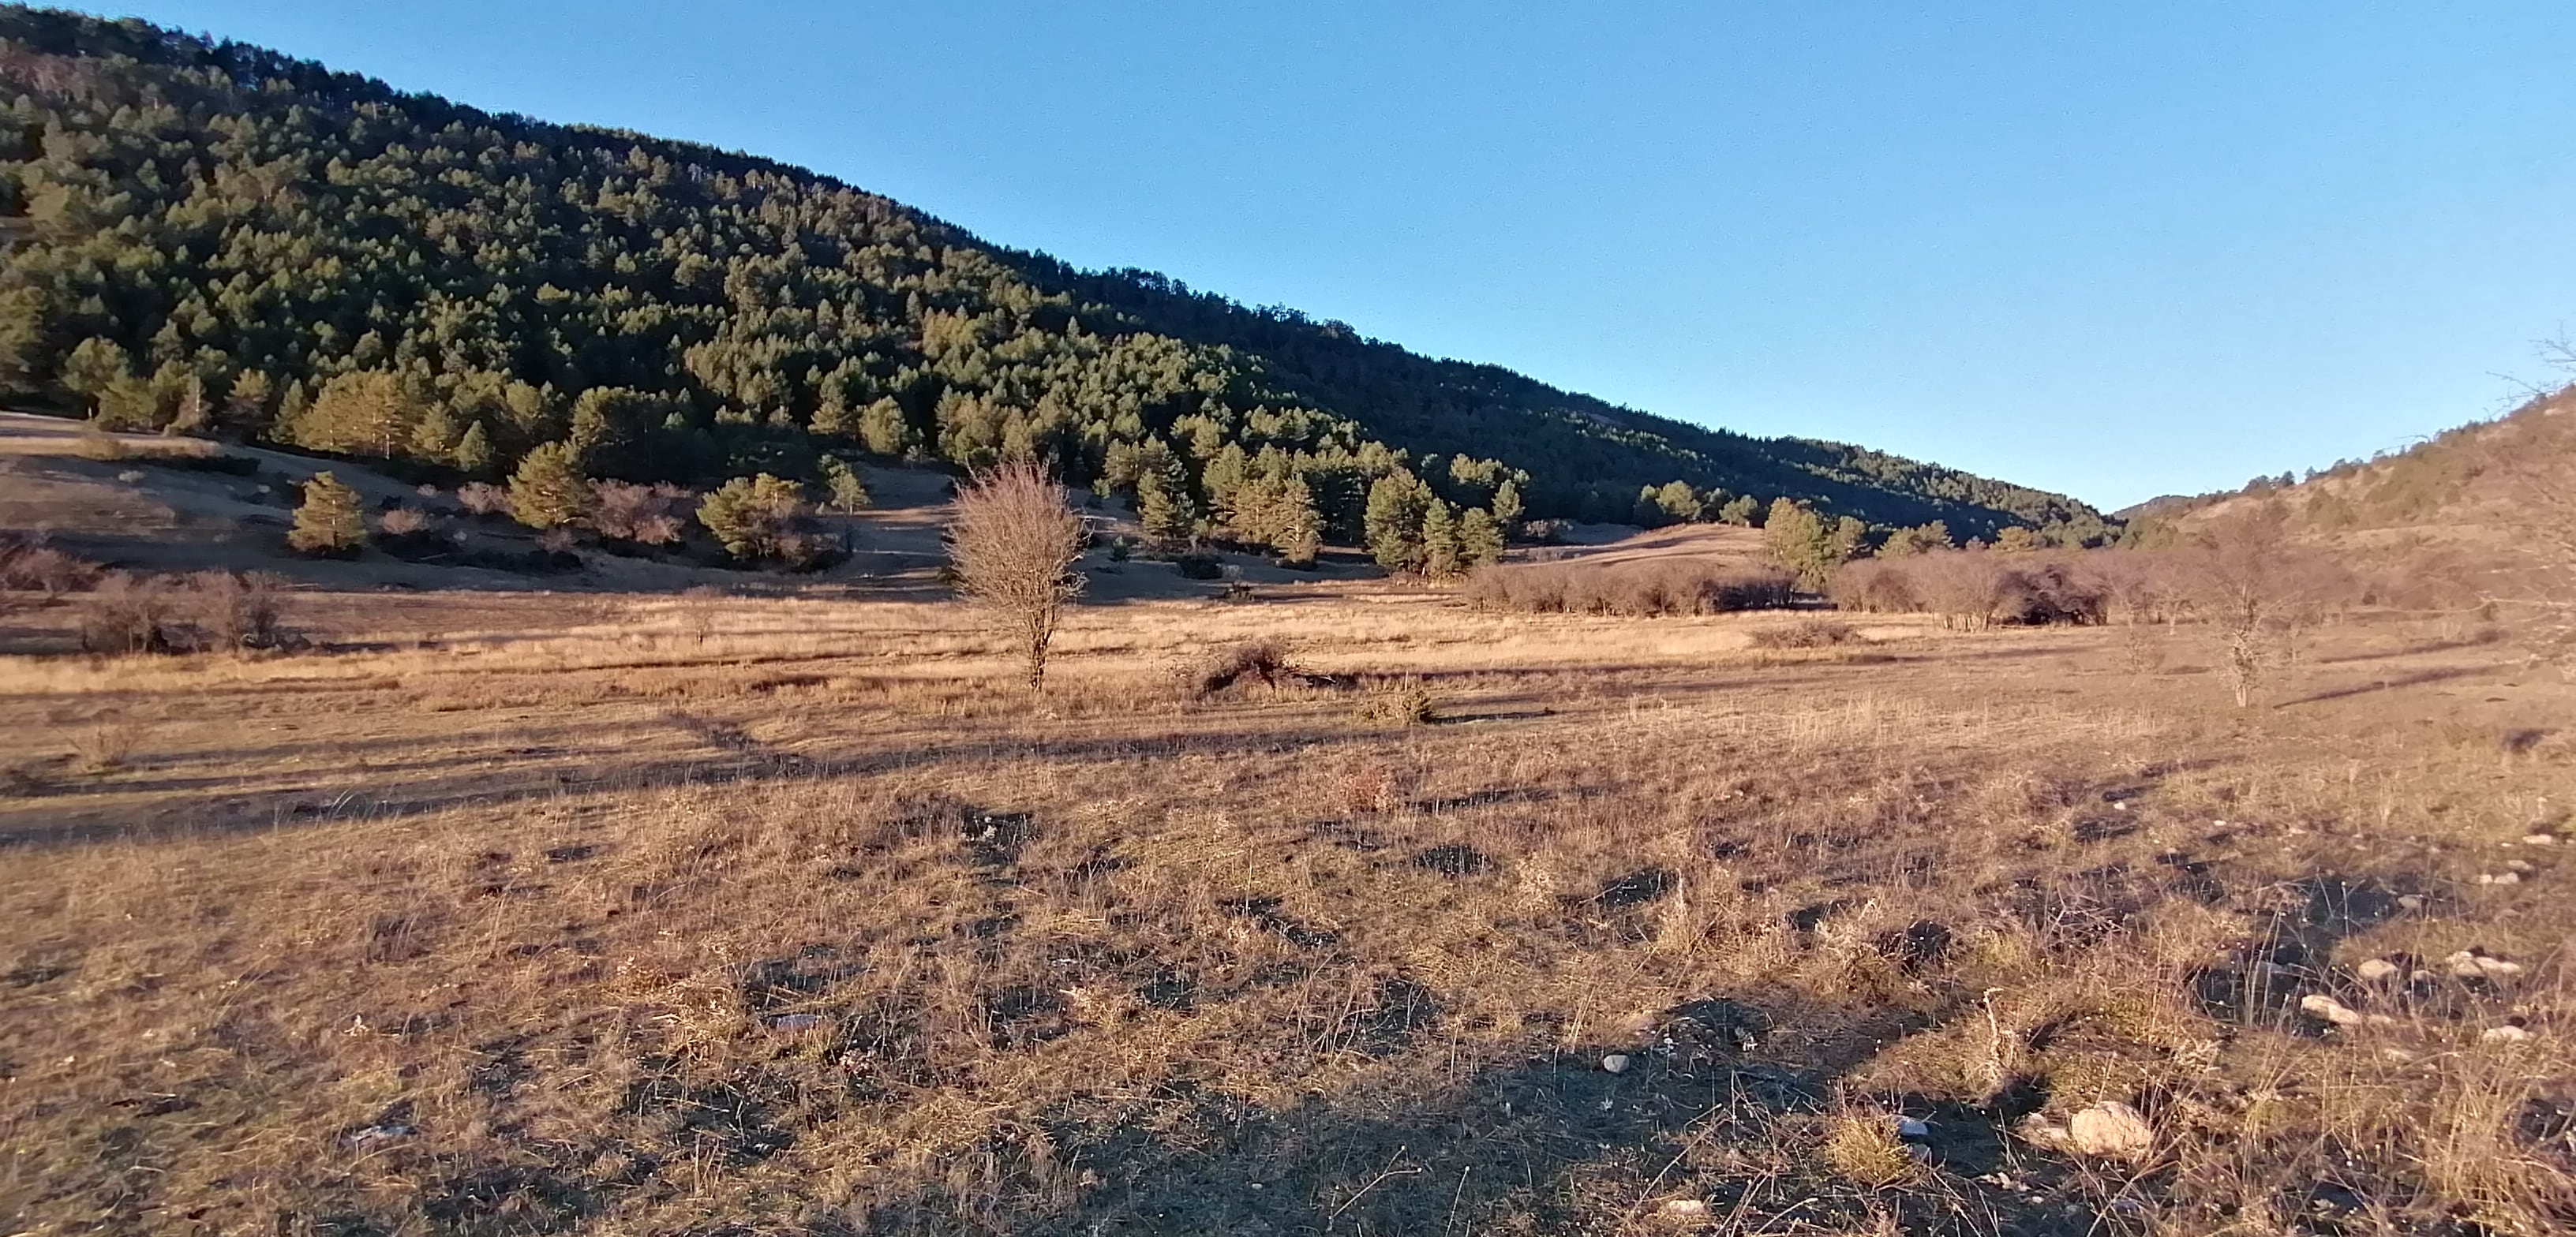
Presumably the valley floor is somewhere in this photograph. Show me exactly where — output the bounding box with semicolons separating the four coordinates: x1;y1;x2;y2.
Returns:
0;587;2568;1235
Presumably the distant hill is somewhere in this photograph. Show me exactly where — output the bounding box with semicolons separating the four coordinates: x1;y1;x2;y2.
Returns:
0;6;2107;546
2121;384;2575;550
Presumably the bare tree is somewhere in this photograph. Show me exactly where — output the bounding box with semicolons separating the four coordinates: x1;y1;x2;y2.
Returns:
948;461;1088;689
2181;500;2342;707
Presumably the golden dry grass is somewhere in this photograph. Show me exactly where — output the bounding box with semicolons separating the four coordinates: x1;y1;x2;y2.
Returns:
0;584;2569;1235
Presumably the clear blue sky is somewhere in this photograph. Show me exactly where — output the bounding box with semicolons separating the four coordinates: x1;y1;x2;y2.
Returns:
92;2;2576;510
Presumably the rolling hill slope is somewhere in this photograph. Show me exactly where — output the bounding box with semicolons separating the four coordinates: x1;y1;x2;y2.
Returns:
0;6;2106;542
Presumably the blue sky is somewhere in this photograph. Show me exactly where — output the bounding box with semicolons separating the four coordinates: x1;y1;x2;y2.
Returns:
94;2;2576;509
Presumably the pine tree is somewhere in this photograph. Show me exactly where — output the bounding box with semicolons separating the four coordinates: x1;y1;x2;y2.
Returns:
1275;473;1322;566
221;370;274;437
1717;495;1761;526
811;390;856;438
286;471;366;556
1365;471;1432;573
1762;498;1857;592
856;397;912;457
452;420;496;476
1421;499;1461;577
1653;480;1700;524
1136;441;1196;540
1457;506;1505;568
1490;479;1524;537
699;473;813;561
409;402;462;462
818;456;871;512
509;441;593;529
166;374;209;435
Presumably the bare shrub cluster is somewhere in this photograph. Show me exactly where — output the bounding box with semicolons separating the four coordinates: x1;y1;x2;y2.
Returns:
1831;551;2108;630
1181;637;1296;698
1465;560;1794;616
1746;618;1859;649
77;571;289;654
947;462;1087;688
0;533;103;597
593;480;694;546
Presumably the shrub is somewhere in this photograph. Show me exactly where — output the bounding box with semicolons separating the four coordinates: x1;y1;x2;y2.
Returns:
594;480;694;545
78;573;179;654
1466;560;1793;617
189;570;287;650
376;506;434;537
0;535;103;596
1352;678;1436;726
456;481;512;518
1747;618;1859;649
1184;638;1294;697
1174;551;1224;580
286;472;366;557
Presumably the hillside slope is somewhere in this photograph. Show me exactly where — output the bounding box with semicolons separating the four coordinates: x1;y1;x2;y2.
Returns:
0;6;2103;543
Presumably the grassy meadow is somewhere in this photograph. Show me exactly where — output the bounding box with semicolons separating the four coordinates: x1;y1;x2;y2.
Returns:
0;573;2568;1235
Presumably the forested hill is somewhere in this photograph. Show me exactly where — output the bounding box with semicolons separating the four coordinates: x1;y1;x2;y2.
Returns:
0;6;2110;546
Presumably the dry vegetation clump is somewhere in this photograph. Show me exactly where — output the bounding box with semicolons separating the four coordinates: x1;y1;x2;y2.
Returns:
1180;637;1297;698
1746;618;1859;649
0;532;103;596
1466;558;1794;616
0;583;2570;1234
73;570;290;654
1831;549;2109;629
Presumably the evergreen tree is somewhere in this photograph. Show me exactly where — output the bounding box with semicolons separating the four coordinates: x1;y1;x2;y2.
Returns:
1136;440;1197;540
811;389;856;438
856;398;912;457
452;420;496;476
1653;480;1701;524
221;371;274;437
1422;499;1462;578
1762;499;1859;592
1275;473;1322;566
1881;521;1952;556
1365;471;1432;573
286;471;365;556
1717;495;1761;526
818;456;871;512
1490;478;1525;537
166;374;208;435
1457;506;1505;568
699;473;814;562
509;441;593;529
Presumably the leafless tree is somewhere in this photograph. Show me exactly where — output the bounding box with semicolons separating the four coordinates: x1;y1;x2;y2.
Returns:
948;461;1088;689
2181;500;2343;706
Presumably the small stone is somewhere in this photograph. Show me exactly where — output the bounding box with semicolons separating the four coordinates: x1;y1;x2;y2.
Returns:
344;1123;415;1146
2477;957;2525;978
2481;1025;2534;1045
2299;994;2364;1027
1601;1053;1632;1074
1904;1143;1934;1166
1894;1116;1931;1140
2066;1101;2154;1160
2381;1048;2415;1063
2507;859;2536;873
2397;894;2424;910
2112;801;2128;812
2355;959;2400;983
2524;834;2557;846
2479;872;2522;886
1658;1198;1710;1219
769;1014;826;1032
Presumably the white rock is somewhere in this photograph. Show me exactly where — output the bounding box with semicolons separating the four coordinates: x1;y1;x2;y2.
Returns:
2446;951;2485;978
2381;1048;2415;1063
2355;959;2400;983
769;1014;826;1032
2300;994;2365;1027
1658;1198;1710;1219
2507;859;2536;874
2481;1025;2535;1045
2477;957;2525;978
2066;1101;2155;1160
1894;1116;1931;1140
2478;872;2522;886
2524;834;2557;846
2397;895;2424;911
1601;1053;1632;1074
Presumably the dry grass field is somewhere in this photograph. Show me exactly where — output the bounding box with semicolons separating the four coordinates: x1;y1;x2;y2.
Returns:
1;572;2570;1235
